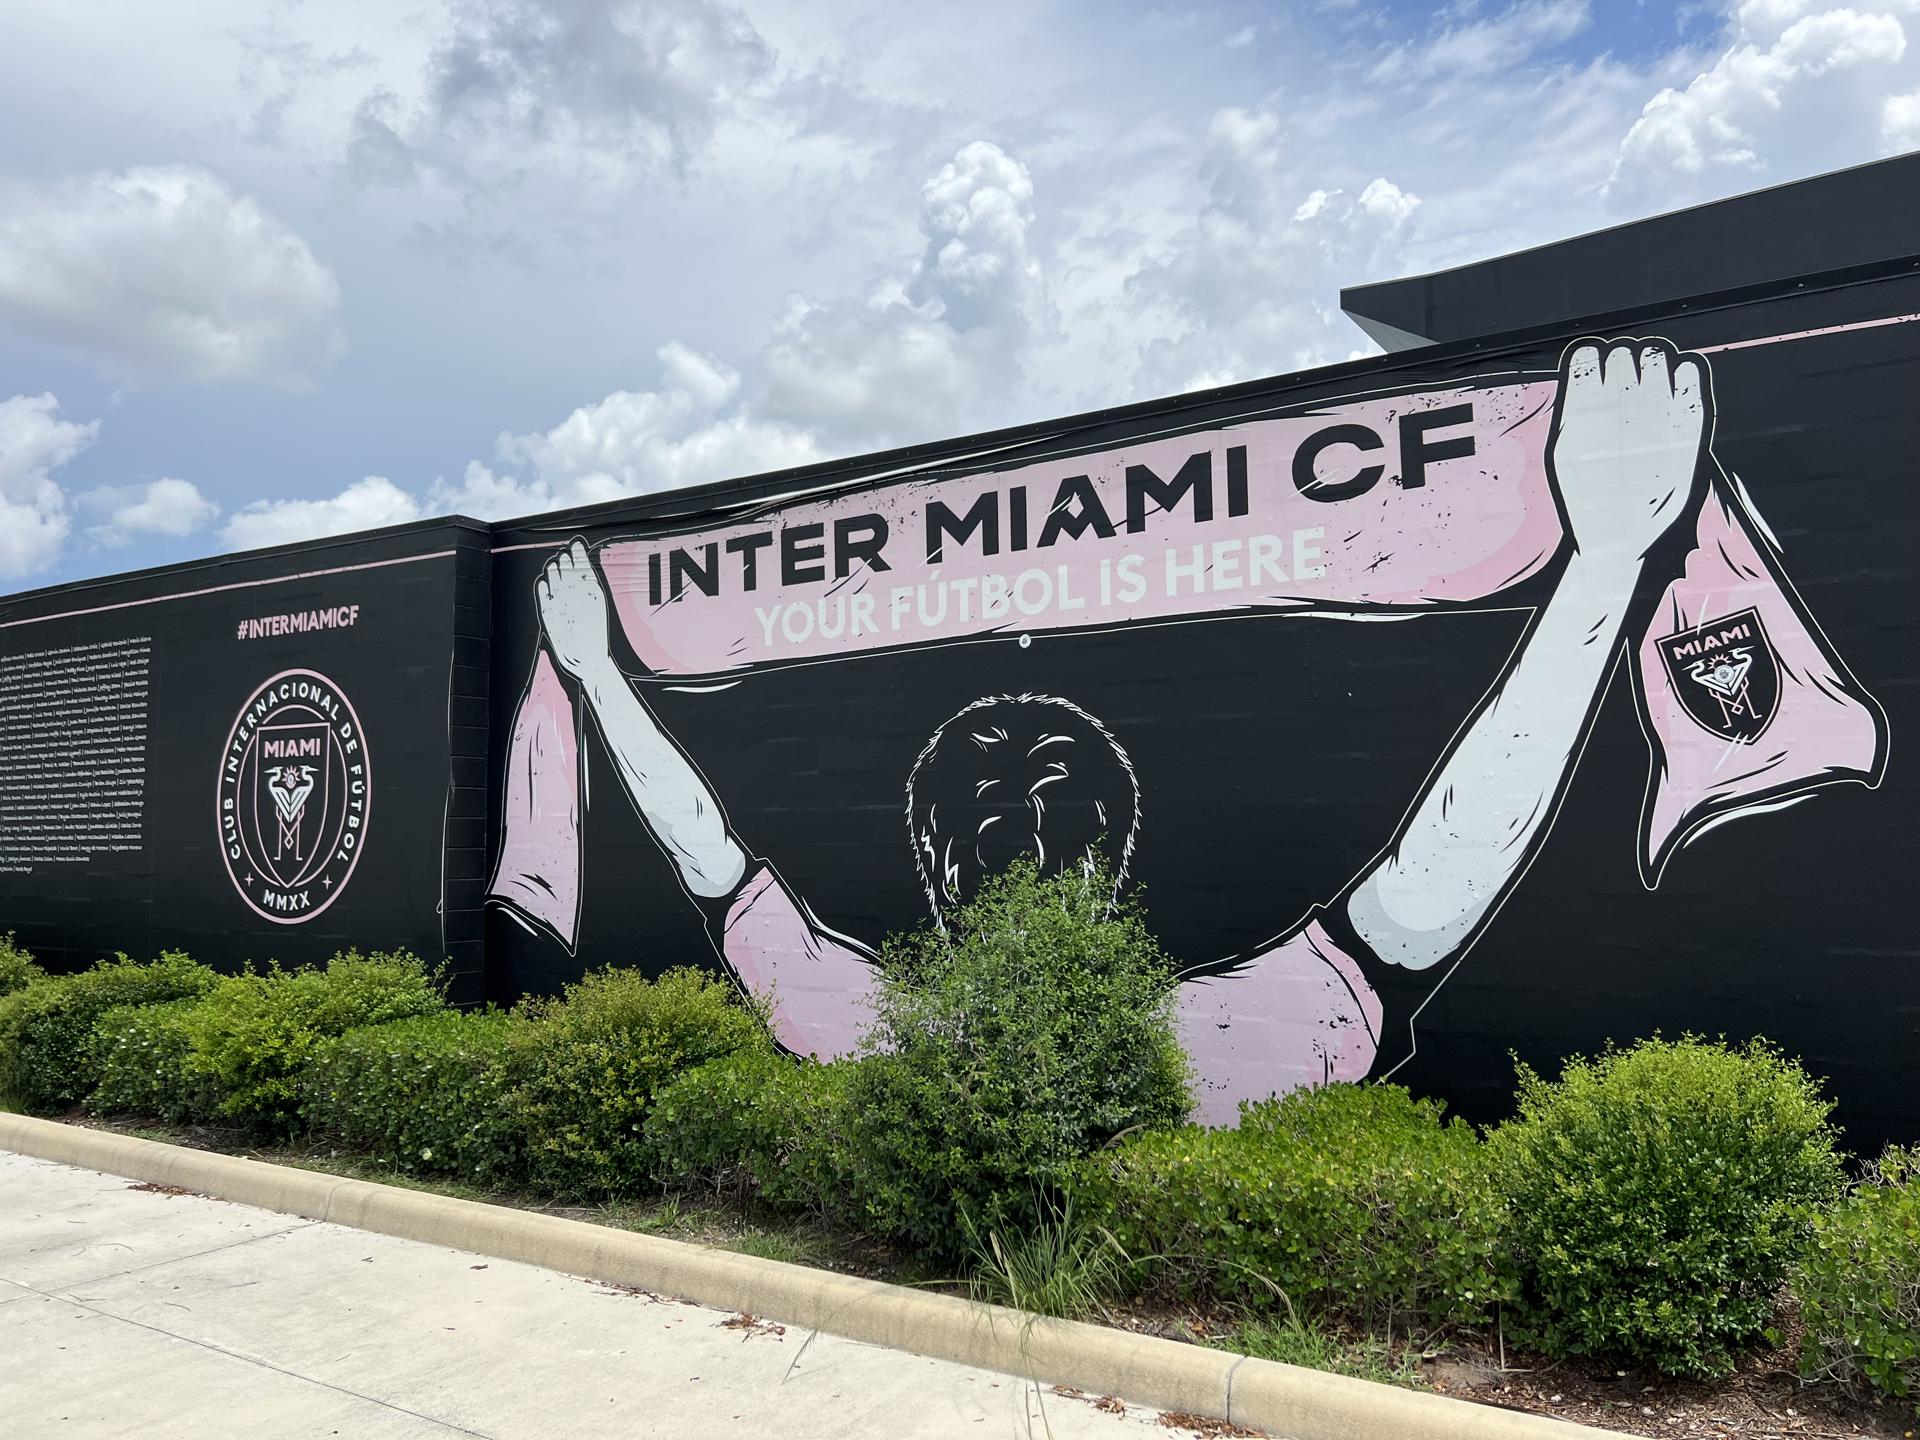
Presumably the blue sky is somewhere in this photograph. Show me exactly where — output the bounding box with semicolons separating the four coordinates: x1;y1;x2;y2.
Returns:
2;0;1916;588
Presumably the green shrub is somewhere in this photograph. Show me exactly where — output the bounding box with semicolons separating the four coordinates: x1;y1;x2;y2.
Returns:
304;1009;523;1182
86;998;219;1123
0;935;42;998
182;950;444;1136
0;951;217;1111
1795;1146;1920;1409
1488;1036;1844;1379
645;1049;854;1211
840;859;1189;1263
1073;1082;1503;1329
504;966;768;1199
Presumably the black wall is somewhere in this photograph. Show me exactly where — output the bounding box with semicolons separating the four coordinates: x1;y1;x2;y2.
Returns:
0;519;491;1001
2;260;1916;1150
485;263;1920;1151
1341;153;1920;349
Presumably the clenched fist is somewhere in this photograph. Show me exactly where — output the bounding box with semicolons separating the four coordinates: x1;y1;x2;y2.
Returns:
537;538;615;683
1548;338;1713;566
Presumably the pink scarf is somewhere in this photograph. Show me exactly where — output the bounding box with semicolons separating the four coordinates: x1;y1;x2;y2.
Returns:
490;373;1888;949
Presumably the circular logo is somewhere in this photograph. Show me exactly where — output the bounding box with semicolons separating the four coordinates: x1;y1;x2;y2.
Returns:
217;669;371;923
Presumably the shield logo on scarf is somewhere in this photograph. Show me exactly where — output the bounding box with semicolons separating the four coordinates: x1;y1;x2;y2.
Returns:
1656;607;1780;744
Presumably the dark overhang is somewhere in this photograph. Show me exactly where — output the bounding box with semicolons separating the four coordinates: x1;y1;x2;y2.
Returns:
1341;152;1920;351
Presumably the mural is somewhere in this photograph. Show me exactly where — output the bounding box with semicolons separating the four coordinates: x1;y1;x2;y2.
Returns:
488;337;1889;1124
0;276;1910;1145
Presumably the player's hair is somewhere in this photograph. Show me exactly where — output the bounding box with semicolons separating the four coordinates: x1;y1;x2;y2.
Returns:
905;693;1140;922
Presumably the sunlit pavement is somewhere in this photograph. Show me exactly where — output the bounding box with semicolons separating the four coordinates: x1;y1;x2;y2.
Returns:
0;1151;1175;1439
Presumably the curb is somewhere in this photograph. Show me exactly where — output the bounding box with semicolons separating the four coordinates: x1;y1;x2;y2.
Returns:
0;1113;1623;1440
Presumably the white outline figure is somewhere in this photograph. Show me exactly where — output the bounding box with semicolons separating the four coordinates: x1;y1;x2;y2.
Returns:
268;764;317;863
500;336;1886;1120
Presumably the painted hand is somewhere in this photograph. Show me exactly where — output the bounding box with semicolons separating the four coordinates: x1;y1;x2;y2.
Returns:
1548;337;1713;566
536;538;615;683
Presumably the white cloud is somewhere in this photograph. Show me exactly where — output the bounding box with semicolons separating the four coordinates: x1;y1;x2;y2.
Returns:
12;0;1920;586
221;476;421;550
756;140;1046;447
0;166;343;386
0;394;99;579
403;0;773;186
1885;85;1920;145
0;396;208;572
1371;0;1592;84
1122;108;1421;392
436;341;823;518
1609;2;1916;208
419;103;1418;527
227;138;1042;535
431;140;1041;520
78;477;220;547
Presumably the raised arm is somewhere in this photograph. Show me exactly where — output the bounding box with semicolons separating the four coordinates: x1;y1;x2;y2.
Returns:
536;539;875;1059
537;539;748;900
1344;338;1713;973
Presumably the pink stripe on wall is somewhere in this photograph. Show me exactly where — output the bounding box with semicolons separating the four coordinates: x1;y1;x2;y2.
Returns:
1698;310;1920;355
1;550;459;630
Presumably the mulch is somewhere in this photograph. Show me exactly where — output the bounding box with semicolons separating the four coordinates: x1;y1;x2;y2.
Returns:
1429;1330;1910;1439
1102;1294;1910;1440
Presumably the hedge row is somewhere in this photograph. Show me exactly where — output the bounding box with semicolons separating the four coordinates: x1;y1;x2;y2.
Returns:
0;863;1194;1258
0;908;1913;1403
3;949;767;1188
303;1009;522;1181
645;1030;1907;1390
1073;1082;1503;1331
0;950;216;1111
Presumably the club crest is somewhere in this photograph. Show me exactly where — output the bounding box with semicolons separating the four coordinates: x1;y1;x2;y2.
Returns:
1656;607;1780;744
217;670;371;922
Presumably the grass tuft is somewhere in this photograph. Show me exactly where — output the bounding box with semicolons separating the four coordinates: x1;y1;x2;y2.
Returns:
1223;1314;1423;1388
964;1199;1123;1322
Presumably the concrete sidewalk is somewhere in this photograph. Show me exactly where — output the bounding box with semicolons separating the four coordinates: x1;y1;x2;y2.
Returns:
0;1152;1180;1440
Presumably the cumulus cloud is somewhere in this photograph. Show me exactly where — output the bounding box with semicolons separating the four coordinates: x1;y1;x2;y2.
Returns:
229;139;1044;537
0;166;343;386
221;476;422;551
230;343;827;540
1608;1;1917;209
51;0;1920;581
0;397;207;572
406;0;773;184
79;478;220;547
1124;108;1421;392
756;141;1046;447
427;140;1041;520
0;394;99;579
1885;85;1920;146
434;341;822;518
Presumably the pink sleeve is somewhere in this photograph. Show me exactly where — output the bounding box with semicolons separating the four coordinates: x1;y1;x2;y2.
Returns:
1176;918;1382;1127
487;651;582;947
717;866;878;1062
